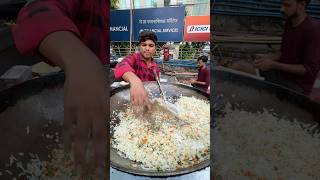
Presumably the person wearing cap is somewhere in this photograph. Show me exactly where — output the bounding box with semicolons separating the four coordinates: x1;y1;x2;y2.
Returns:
191;55;210;92
12;0;108;177
114;30;160;110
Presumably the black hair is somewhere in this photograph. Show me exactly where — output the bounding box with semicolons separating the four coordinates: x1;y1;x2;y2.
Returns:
138;30;158;45
197;55;208;63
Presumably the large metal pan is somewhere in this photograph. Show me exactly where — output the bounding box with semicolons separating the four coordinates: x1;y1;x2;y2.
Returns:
0;65;114;179
110;82;210;177
0;73;65;179
211;69;320;178
212;69;320;123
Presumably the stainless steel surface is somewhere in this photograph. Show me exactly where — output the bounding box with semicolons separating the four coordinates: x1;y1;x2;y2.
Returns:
110;82;210;177
110;167;210;180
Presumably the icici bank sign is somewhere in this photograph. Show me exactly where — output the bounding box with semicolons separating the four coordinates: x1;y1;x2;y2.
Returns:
184;16;210;42
187;25;210;33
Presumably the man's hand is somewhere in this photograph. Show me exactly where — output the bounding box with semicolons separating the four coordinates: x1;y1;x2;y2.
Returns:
190;79;196;84
39;31;107;177
64;65;107;176
122;71;151;113
253;59;275;71
130;80;151;113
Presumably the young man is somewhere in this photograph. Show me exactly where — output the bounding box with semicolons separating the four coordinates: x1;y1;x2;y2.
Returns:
114;30;160;110
231;0;320;95
12;0;108;177
191;55;210;92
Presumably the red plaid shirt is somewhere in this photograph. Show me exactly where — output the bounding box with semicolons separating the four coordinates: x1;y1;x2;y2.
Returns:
114;52;160;82
12;0;109;65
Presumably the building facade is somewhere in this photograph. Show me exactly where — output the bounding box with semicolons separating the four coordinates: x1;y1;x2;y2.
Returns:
117;0;209;16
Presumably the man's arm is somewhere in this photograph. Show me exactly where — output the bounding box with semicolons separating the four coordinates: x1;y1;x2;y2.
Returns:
192;68;210;86
114;54;137;80
254;58;306;75
123;71;142;84
13;0;80;57
121;67;151;110
13;0;108;176
302;28;320;79
193;81;207;85
272;62;306;75
271;27;320;76
39;31;107;176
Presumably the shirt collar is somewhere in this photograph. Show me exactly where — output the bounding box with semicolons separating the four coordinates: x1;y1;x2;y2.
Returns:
137;52;157;68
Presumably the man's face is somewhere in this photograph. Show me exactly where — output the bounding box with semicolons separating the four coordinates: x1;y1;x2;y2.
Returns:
197;60;205;69
281;0;305;20
139;39;156;60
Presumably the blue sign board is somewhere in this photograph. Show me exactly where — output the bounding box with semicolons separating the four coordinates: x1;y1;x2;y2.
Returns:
110;10;130;41
110;7;184;42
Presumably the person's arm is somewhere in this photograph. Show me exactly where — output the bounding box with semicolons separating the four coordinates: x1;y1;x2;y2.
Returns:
193;68;210;86
123;71;150;109
114;55;151;110
13;0;80;58
114;54;137;80
39;31;107;176
301;28;320;79
267;28;320;76
192;81;207;85
13;0;107;176
272;62;306;75
123;71;143;87
191;68;209;85
254;58;306;75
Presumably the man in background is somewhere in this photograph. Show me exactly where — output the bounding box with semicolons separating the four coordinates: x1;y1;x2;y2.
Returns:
191;55;210;93
231;0;320;95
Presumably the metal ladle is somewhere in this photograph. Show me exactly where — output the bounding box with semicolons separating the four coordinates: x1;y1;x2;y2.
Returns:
152;69;185;123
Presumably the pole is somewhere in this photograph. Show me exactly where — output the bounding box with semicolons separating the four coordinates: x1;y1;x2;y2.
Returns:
129;0;134;54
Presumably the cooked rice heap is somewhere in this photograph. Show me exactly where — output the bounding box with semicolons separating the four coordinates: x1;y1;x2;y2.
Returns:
213;106;320;179
4;148;97;179
2;150;84;179
111;96;210;171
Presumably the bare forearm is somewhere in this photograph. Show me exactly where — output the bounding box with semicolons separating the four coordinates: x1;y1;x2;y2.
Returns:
273;61;306;75
39;31;103;75
194;81;207;85
122;71;142;85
